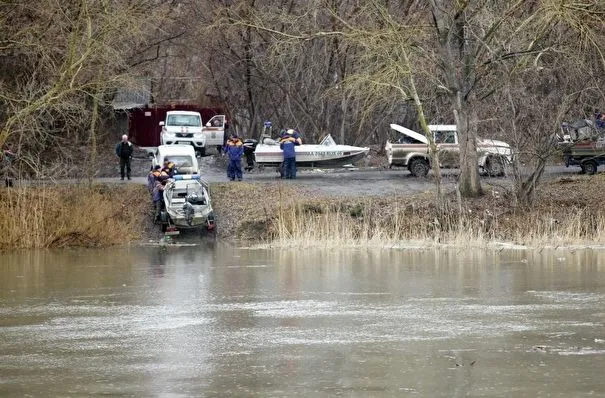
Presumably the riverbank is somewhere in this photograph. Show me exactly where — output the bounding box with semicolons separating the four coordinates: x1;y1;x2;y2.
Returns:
1;173;604;251
220;174;605;249
0;184;150;251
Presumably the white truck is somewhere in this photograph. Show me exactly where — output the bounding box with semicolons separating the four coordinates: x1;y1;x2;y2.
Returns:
385;124;513;177
152;145;200;175
159;111;226;156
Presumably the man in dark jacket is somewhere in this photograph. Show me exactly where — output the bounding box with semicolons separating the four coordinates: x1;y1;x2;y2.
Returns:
279;129;301;179
115;134;133;180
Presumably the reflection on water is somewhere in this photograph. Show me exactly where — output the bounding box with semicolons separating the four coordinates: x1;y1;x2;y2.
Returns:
1;245;605;396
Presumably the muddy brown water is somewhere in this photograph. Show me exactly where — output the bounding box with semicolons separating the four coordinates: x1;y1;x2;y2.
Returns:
1;244;605;397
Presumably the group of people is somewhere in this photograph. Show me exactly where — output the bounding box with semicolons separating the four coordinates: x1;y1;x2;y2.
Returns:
147;159;176;222
116;119;303;188
222;126;302;181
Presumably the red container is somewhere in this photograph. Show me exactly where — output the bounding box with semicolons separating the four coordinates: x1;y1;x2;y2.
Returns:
128;104;224;147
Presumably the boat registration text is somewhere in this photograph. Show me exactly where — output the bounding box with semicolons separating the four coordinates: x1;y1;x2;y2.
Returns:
302;151;344;157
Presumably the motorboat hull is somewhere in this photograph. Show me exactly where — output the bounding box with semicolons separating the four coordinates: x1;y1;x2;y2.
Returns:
160;176;215;231
254;148;369;167
254;134;369;168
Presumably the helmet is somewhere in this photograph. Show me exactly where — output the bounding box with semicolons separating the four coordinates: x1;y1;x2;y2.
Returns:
287;129;295;135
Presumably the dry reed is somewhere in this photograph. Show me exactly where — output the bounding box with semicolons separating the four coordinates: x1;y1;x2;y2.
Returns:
0;184;149;250
270;199;605;249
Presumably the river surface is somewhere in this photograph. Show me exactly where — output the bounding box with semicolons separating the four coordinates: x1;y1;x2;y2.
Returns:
1;244;605;397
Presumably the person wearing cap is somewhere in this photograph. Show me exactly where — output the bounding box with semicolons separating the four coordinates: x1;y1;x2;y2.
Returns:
279;129;300;179
162;159;176;177
115;134;133;180
224;133;244;181
147;165;162;195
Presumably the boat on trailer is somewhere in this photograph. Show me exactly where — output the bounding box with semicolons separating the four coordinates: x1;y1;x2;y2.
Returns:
253;134;370;168
158;175;215;234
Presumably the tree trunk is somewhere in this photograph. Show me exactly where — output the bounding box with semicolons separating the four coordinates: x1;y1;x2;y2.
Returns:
454;95;482;197
87;88;99;185
429;0;483;198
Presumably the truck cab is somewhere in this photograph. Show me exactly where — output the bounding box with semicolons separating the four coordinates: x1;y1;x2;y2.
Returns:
558;119;605;175
152;145;200;175
160;111;206;156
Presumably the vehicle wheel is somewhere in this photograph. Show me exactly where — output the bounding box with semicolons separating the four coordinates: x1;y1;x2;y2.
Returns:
582;160;598;175
408;158;430;177
197;147;206;157
485;156;505;177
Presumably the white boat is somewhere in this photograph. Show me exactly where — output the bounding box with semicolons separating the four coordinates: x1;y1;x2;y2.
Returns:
253;134;370;168
159;175;215;232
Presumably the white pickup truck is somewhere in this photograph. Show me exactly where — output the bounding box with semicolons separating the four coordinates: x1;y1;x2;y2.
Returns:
159;111;226;156
385;124;513;177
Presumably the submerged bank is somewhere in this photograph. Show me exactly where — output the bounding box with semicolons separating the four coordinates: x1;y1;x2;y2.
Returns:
1;174;604;251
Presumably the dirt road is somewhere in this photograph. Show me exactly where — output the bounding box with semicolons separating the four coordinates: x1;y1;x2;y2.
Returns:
96;153;580;198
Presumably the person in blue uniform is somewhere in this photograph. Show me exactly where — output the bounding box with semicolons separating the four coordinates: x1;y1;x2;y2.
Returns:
279;129;301;179
224;133;244;181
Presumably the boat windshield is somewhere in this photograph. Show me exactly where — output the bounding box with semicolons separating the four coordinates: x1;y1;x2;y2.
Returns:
319;134;336;146
163;156;193;168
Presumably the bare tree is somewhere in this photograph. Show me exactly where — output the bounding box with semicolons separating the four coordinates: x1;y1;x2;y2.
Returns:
0;0;176;175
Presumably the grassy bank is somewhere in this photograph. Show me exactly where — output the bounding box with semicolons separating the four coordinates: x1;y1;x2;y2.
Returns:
2;174;604;251
212;175;605;249
0;184;149;250
270;196;605;248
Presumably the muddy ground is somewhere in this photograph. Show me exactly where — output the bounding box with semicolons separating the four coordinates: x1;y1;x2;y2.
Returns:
95;144;578;198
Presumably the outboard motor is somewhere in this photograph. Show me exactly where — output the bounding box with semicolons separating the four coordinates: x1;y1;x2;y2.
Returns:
182;201;195;226
186;192;205;205
243;138;258;171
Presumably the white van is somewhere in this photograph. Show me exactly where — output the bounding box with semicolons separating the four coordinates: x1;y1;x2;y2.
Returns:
159;111;206;155
152;145;199;175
